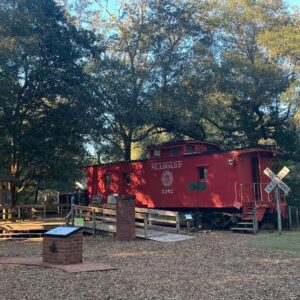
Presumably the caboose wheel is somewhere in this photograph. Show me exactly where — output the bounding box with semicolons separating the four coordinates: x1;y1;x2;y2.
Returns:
209;212;233;229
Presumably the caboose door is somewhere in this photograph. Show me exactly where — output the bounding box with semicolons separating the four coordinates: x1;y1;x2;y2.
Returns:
251;156;261;201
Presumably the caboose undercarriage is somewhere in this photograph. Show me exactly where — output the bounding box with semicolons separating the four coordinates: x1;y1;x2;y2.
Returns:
159;202;287;232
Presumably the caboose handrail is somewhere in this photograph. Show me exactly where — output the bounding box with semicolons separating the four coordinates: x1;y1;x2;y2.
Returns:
239;182;273;204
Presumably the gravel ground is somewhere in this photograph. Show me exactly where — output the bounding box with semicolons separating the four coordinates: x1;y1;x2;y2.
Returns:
0;231;299;300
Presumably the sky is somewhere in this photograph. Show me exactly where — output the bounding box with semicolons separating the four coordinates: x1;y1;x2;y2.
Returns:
288;0;300;7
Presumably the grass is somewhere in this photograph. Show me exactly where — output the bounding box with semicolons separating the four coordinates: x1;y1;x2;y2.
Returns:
253;230;300;257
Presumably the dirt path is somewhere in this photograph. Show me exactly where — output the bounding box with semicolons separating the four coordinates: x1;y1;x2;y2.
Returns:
0;231;299;300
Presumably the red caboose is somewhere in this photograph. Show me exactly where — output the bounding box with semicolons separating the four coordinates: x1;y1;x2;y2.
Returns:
86;140;287;228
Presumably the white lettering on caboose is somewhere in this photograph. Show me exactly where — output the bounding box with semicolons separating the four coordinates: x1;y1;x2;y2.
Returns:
151;161;183;171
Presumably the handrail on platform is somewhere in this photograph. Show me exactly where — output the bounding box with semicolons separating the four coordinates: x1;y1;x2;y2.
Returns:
71;204;180;239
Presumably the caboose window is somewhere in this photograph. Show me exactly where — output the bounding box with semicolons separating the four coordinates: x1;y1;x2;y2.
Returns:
123;173;131;185
186;145;195;153
104;174;112;186
207;146;216;153
153;150;161;157
171;147;180;156
198;167;208;180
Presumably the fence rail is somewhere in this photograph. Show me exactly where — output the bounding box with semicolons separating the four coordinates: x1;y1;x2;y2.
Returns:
0;204;71;221
71;204;180;239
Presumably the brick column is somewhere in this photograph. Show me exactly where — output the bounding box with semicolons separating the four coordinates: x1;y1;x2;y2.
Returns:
116;196;135;241
43;231;83;265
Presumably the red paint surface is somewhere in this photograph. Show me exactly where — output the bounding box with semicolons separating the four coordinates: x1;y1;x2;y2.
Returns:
86;141;282;215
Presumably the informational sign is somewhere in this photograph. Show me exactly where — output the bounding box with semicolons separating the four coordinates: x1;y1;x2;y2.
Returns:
74;218;84;227
184;214;193;220
264;167;290;194
44;226;81;237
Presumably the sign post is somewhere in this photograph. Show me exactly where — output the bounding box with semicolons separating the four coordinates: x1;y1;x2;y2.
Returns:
274;187;282;234
264;167;290;235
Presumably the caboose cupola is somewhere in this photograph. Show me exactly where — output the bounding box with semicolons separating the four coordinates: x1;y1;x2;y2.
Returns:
147;140;221;159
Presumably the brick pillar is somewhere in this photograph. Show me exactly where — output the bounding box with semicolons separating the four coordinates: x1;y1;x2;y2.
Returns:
43;231;83;265
116;196;135;241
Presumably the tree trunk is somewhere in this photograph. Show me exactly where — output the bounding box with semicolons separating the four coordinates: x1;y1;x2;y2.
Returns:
124;140;132;161
34;188;39;204
123;133;132;161
10;147;19;208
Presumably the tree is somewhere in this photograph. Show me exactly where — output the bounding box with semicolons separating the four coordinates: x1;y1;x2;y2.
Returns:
81;0;214;161
0;0;99;203
191;0;295;147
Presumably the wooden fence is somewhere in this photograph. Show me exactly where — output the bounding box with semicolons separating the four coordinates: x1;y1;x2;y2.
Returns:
71;204;180;239
0;204;71;221
288;206;299;229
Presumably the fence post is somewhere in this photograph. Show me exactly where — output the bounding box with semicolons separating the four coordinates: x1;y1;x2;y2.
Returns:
144;214;148;239
43;203;46;219
92;208;96;237
149;213;152;226
296;208;299;229
176;212;180;234
253;207;258;234
288;206;292;228
71;205;75;226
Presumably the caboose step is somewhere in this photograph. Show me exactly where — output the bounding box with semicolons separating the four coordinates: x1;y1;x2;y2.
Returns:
237;222;253;225
231;205;258;233
242;217;254;220
230;227;255;232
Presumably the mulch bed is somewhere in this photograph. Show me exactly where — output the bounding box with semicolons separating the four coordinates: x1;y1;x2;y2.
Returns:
0;231;299;300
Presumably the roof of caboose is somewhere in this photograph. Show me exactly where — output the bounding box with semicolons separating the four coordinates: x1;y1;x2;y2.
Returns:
181;146;283;158
229;147;284;157
84;144;283;168
146;139;221;151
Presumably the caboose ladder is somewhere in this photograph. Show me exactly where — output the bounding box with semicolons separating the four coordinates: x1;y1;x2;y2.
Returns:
231;206;258;233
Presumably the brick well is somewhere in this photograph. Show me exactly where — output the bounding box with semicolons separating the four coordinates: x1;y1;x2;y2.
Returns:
43;230;83;265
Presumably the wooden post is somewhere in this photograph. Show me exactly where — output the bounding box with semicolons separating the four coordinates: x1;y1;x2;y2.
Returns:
187;221;191;232
149;213;152;226
275;187;282;235
43;203;46;219
144;214;148;239
92;208;96;237
296;208;299;229
176;212;180;234
288;206;292;228
251;207;258;234
71;205;75;226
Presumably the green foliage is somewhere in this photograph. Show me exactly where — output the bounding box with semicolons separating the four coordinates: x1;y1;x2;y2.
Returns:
83;0;212;160
0;0;99;201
